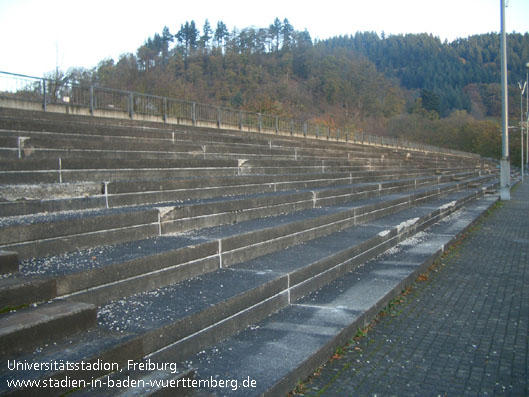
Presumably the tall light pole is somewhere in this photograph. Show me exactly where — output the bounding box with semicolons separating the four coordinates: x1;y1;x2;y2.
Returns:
500;0;510;200
520;81;526;181
526;63;529;176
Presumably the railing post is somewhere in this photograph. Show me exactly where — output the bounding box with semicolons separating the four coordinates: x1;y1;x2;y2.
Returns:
327;127;330;140
303;121;307;137
89;86;94;115
258;113;262;132
192;102;196;125
217;107;221;128
163;98;167;122
290;120;294;136
239;111;243;130
346;131;348;142
337;128;340;141
42;79;47;111
128;92;134;119
275;116;279;134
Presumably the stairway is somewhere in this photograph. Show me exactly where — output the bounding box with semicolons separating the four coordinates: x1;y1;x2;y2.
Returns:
0;107;498;396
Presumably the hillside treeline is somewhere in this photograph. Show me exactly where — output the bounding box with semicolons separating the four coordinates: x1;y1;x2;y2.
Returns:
63;19;529;165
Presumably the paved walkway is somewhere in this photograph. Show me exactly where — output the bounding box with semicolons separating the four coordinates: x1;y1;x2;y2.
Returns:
301;181;529;396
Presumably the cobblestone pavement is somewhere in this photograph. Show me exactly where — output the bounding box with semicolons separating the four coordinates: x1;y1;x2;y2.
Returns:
300;181;529;396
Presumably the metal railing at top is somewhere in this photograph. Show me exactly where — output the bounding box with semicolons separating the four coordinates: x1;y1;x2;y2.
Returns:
0;70;479;158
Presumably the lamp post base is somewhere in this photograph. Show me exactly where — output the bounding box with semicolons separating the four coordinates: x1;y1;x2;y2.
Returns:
500;157;511;201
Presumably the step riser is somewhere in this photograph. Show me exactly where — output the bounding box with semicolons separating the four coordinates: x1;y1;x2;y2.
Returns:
71;256;219;307
0;278;56;309
108;184;277;207
3;224;159;260
0;210;158;246
0;197;106;218
0;300;97;356
162;200;315;234
56;241;219;296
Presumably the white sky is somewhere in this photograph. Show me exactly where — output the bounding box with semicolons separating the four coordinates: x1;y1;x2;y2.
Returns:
0;0;527;78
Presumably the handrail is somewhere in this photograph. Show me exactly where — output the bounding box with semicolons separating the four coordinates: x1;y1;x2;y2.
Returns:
0;70;479;158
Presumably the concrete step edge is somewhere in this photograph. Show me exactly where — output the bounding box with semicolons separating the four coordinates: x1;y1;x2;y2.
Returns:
0;299;97;356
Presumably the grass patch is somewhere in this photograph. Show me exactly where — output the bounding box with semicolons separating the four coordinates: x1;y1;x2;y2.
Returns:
0;304;29;315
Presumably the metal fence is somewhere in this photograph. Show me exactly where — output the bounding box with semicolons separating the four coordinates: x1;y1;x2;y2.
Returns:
0;70;478;158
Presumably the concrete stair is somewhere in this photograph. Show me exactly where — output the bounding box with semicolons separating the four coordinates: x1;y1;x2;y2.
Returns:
0;108;498;396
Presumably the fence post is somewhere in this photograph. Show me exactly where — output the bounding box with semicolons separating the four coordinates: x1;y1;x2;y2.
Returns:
327;127;330;140
128;92;134;119
192;102;196;125
303;121;307;137
42;79;47;111
258;113;262;132
217;107;221;128
346;131;348;142
290;120;294;136
316;125;319;138
89;86;94;116
275;116;279;134
337;128;340;141
163;98;167;122
239;111;243;130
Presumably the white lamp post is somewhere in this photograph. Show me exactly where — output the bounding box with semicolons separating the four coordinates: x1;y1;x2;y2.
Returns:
500;0;510;200
526;62;529;176
519;81;526;181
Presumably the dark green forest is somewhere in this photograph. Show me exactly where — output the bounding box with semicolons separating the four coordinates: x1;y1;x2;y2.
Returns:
63;18;529;165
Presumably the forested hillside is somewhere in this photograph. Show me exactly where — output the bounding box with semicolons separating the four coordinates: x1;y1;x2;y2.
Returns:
63;19;529;164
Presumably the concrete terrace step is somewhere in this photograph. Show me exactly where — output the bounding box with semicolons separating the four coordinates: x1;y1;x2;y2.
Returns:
0;167;477;219
177;193;500;396
0;207;161;259
0;177;495;314
0;113;483;166
0;173;491;260
0;186;495;396
0;299;97;356
0;155;445;185
0;123;388;157
0;153;427;181
0;111;389;155
0;109;481;162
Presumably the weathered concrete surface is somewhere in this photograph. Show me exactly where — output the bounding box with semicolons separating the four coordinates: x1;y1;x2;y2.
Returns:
300;182;527;396
182;194;499;396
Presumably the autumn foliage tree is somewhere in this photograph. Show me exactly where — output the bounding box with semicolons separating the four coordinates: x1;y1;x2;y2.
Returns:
63;20;528;163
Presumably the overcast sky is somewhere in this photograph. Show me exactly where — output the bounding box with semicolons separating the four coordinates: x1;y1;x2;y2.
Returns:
0;0;527;78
